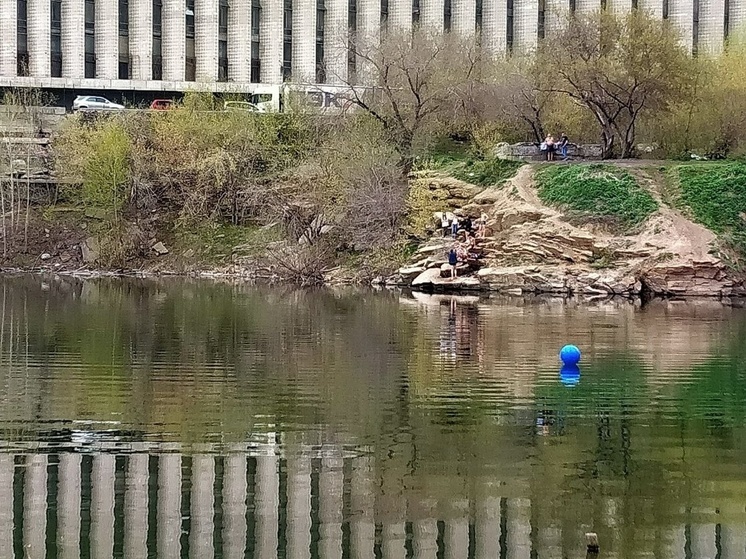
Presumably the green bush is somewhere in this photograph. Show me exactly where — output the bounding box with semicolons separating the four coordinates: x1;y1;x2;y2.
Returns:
415;154;523;187
536;164;658;231
668;162;746;257
82;120;131;215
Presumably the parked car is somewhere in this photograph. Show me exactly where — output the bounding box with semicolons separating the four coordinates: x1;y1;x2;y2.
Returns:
149;99;175;110
223;100;261;112
73;95;125;111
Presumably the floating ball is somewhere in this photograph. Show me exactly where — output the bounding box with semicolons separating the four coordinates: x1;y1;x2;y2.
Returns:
560;364;581;387
560;344;581;365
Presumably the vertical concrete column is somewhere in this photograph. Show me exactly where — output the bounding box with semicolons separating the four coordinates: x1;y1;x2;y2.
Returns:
638;0;663;17
196;0;219;81
319;457;344;559
24;454;48;559
660;525;686;559
356;0;381;81
482;0;508;57
350;457;375;559
190;454;215;559
157;453;182;559
445;500;470;559
420;0;444;30
286;456;312;559
381;523;407;559
292;0;317;81
606;0;632;13
512;0;538;53
0;0;18;76
90;454;116;559
719;502;746;559
452;0;477;35
57;454;82;559
95;0;119;78
388;0;413;33
228;0;251;82
254;454;279;559
27;0;51;76
62;0;86;77
690;524;717;559
729;0;746;38
545;0;567;38
130;0;153;80
222;453;248;559
412;500;438;559
259;0;284;83
475;496;501;559
506;498;531;559
124;453;149;559
698;0;726;55
668;0;695;54
163;0;186;81
324;0;349;83
0;455;14;558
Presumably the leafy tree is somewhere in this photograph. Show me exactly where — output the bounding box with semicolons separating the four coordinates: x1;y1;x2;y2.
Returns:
542;9;691;158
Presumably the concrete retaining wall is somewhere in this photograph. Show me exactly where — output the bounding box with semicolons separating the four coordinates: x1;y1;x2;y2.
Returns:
493;142;604;161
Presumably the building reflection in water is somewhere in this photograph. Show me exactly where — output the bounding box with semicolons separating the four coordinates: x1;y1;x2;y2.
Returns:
0;444;740;559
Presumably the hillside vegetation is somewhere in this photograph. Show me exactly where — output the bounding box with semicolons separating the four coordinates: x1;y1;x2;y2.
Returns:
667;162;746;263
535;165;658;232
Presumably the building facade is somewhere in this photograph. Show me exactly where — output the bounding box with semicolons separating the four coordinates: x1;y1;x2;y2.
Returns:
0;0;744;96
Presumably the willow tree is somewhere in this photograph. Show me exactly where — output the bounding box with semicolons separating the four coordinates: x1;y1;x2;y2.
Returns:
543;9;691;158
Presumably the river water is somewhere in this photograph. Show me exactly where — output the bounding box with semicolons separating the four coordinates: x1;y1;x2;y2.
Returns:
0;275;745;559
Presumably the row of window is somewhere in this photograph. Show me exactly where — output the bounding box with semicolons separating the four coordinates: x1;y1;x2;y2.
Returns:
11;0;739;79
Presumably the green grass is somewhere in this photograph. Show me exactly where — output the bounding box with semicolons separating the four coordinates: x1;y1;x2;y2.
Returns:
535;164;658;232
174;221;282;263
415;153;523;187
667;161;746;259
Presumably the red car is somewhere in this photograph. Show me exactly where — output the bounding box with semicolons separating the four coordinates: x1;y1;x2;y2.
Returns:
149;99;174;110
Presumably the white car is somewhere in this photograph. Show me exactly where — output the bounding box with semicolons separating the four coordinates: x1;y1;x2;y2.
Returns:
73;95;125;111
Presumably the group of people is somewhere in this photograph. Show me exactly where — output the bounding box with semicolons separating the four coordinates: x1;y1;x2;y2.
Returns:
441;212;489;278
540;133;569;161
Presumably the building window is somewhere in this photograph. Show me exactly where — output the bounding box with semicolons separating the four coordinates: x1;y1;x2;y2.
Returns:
85;0;96;77
538;0;545;40
412;0;419;24
475;0;482;32
725;0;730;40
251;0;261;82
218;0;228;80
662;0;668;18
17;0;29;75
444;0;451;31
506;0;513;52
186;0;195;80
316;0;325;82
51;0;62;77
119;0;129;34
119;0;129;79
569;0;576;13
283;0;292;81
692;0;699;55
381;0;388;28
348;0;356;82
153;0;163;78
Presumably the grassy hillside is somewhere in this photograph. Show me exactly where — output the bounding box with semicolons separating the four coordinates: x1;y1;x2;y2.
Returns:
535;164;658;232
667;161;746;259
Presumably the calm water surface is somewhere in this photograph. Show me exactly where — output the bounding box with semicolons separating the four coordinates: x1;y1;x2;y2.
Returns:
0;275;745;559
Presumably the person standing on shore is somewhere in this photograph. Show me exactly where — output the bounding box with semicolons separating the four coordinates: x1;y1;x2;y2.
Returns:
559;133;569;161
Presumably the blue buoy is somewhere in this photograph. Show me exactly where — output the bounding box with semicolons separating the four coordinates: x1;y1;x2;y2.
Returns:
560;364;581;387
560;344;581;365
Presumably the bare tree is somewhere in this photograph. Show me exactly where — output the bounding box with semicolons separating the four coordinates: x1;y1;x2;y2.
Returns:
542;9;690;158
336;28;481;171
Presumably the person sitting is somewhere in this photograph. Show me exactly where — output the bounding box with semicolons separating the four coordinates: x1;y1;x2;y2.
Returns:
558;133;569;160
462;216;473;233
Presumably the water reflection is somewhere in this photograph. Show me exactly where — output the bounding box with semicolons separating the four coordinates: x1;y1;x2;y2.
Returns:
0;275;741;558
0;447;743;558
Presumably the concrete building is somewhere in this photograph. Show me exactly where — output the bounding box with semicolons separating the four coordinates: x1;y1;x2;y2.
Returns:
0;0;744;101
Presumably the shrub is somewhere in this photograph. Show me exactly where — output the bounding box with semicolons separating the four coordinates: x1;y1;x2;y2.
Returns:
536;164;658;231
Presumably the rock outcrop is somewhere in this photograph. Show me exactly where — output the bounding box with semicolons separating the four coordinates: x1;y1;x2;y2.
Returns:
397;166;745;298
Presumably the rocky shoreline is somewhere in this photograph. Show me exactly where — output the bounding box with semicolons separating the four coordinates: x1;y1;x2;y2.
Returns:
386;166;746;299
